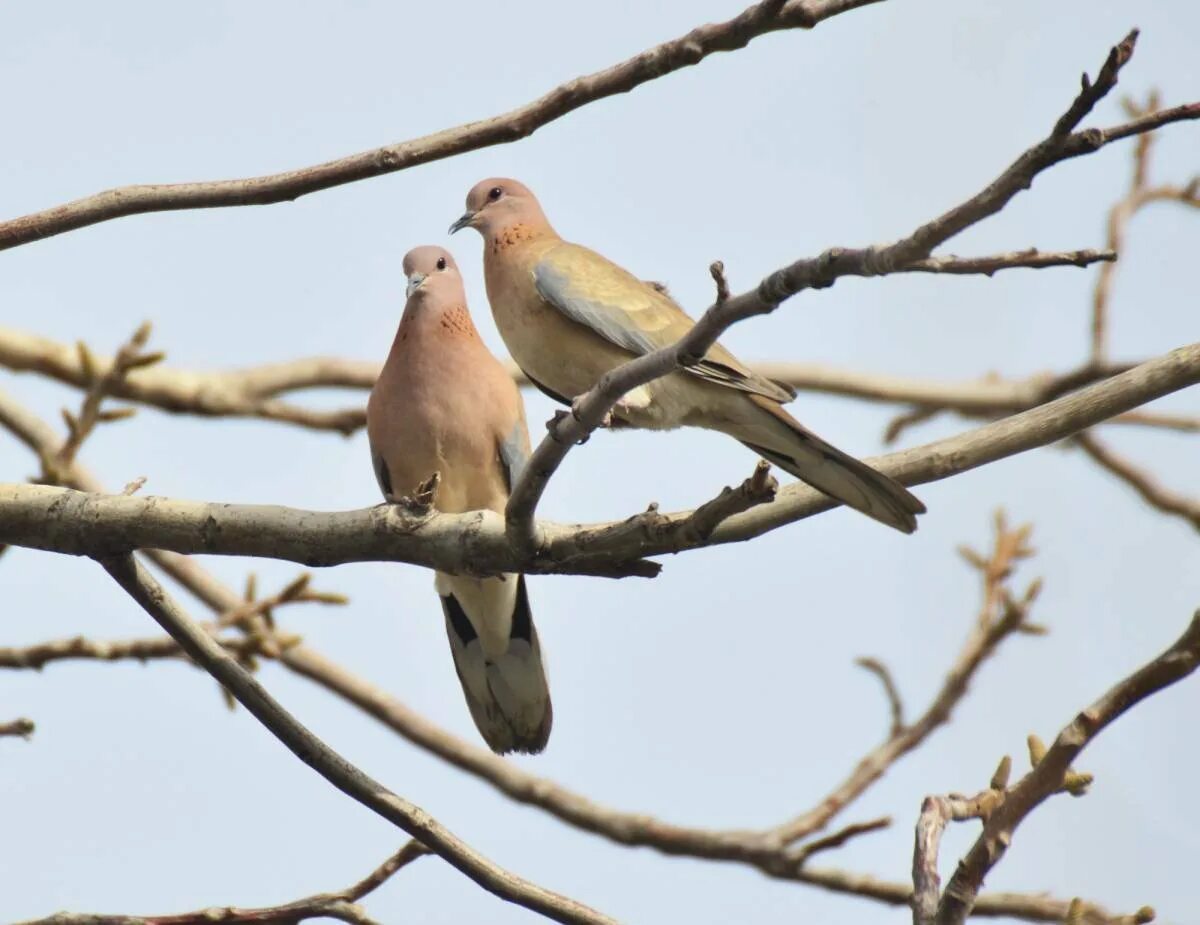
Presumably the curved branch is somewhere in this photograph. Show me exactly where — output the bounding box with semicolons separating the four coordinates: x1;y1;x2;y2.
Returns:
936;609;1200;925
2;342;1197;576
15;841;429;925
1074;432;1200;531
96;553;614;925
0;0;879;253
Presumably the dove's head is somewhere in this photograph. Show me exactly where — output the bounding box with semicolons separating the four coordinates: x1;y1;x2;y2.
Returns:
450;178;552;239
401;245;463;303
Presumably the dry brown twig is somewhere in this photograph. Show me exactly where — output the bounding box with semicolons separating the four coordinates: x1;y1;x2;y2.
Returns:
0;633;263;670
1074;431;1200;531
15;840;430;925
855;656;906;737
1091;91;1200;363
40;323;162;483
0;718;36;739
926;609;1200;925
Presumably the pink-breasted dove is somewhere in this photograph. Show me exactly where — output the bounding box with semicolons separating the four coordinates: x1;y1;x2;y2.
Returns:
367;245;552;754
449;179;926;533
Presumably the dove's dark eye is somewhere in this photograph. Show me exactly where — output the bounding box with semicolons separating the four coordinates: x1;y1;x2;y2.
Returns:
435;256;447;270
488;186;503;201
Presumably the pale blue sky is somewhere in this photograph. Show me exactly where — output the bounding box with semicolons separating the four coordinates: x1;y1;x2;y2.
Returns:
3;2;1198;923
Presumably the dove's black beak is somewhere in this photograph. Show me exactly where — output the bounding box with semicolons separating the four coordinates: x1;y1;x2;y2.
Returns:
448;211;475;235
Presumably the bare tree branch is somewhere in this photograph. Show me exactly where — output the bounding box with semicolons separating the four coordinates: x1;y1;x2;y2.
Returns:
15;841;430;925
94;552;615;925
1091;89;1200;363
0;325;374;435
45;323;162;482
905;248;1114;275
0;633;264;669
9;325;1182;439
935;609;1200;925
1074;432;1200;531
3;340;1197;576
913;788;1007;925
0;718;35;739
855;656;906;738
502;31;1199;549
0;0;886;253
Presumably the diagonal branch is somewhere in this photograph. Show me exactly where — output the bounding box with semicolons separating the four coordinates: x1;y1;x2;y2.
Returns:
94;553;615;925
1073;432;1200;531
3;341;1198;576
935;608;1200;925
15;841;429;925
0;0;883;253
503;31;1200;553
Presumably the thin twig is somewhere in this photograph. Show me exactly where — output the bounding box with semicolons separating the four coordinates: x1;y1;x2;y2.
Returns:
1074;432;1200;531
44;323;161;482
14;841;430;925
935;609;1200;925
790;816;892;864
905;248;1114;275
856;657;906;737
0;634;268;669
0;718;35;739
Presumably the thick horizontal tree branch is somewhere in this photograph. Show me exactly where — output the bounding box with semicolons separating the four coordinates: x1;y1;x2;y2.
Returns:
935;608;1200;925
95;552;614;925
3;342;1197;577
502;31;1200;549
16;841;429;925
0;0;884;253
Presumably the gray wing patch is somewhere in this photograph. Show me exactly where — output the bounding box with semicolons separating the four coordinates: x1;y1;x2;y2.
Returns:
497;420;529;493
534;260;794;405
533;261;657;357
